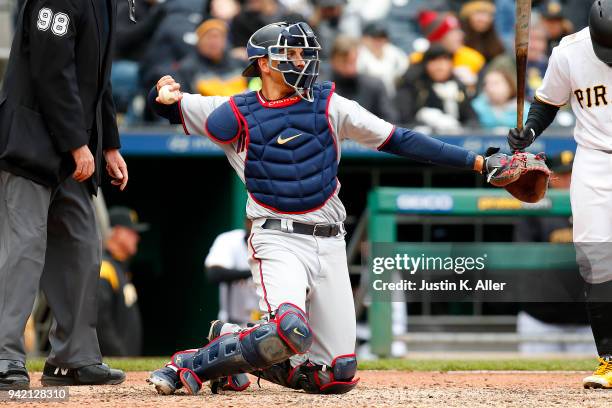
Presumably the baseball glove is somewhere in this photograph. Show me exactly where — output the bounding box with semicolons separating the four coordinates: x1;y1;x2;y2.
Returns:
484;147;551;203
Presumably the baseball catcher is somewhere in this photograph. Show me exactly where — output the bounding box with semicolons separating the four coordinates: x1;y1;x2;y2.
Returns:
145;21;511;396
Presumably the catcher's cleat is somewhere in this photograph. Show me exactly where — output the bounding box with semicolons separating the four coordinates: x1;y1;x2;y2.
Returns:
583;357;612;389
147;365;181;395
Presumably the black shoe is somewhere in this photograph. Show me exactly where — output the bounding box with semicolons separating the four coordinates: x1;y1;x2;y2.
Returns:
0;360;29;390
41;362;125;386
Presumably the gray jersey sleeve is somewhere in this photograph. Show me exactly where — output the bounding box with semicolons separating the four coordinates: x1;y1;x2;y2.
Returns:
179;93;230;135
327;92;395;149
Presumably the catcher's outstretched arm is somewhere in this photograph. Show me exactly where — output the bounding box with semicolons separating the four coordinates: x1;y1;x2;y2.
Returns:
378;127;479;170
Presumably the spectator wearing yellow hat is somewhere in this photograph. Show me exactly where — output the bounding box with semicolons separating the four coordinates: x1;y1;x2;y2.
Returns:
173;19;248;97
460;0;505;63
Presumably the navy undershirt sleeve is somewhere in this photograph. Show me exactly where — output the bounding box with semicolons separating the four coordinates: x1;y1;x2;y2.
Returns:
147;86;181;124
379;128;476;170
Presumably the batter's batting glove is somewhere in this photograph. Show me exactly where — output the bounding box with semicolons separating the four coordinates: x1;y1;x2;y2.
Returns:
507;125;536;151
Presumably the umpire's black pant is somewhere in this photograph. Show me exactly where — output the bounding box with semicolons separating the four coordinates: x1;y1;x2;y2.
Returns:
0;170;102;367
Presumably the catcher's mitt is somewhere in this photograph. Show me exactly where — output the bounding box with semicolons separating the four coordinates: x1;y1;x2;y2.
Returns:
484;148;551;203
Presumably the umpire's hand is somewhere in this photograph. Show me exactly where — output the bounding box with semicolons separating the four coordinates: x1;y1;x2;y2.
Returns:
71;145;95;182
104;149;129;191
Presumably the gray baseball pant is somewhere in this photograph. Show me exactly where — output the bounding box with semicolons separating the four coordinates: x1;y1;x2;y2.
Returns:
0;170;102;367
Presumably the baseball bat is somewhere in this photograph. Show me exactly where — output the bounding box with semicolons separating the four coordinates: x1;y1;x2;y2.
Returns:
515;0;532;131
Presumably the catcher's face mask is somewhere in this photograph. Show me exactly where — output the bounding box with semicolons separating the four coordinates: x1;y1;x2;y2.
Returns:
267;22;321;102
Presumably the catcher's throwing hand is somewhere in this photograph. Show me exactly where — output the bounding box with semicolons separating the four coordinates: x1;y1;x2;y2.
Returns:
507;125;536;151
155;75;182;105
104;148;129;191
484;147;551;203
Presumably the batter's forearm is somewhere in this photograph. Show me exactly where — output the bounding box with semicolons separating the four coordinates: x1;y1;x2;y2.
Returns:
379;128;477;170
526;98;560;137
147;86;181;124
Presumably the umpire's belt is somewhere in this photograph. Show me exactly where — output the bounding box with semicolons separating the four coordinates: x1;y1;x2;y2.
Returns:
261;219;344;238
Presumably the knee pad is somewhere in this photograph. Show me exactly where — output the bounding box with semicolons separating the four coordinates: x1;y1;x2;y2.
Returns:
259;302;312;356
256;354;359;394
170;303;312;394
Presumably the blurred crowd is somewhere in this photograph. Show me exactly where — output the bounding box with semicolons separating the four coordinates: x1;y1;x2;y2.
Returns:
46;0;592;131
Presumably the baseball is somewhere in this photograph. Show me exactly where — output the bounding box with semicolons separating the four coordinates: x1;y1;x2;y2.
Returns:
158;85;179;104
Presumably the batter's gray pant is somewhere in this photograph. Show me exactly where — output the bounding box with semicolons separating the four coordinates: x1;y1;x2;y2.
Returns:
0;170;102;367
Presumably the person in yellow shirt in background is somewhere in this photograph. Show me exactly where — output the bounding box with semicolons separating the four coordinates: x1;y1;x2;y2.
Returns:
98;207;149;357
412;10;486;88
173;19;248;97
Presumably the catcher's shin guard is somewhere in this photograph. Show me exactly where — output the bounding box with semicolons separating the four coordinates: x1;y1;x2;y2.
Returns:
169;303;312;395
256;354;359;394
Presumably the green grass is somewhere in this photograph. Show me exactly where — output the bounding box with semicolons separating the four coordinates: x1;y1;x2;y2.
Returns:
26;357;168;373
359;358;595;372
25;357;596;373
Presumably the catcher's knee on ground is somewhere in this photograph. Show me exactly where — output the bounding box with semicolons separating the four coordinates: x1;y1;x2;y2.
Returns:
149;303;312;395
255;354;359;394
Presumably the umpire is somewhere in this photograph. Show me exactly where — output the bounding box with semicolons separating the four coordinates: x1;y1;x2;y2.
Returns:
0;0;130;390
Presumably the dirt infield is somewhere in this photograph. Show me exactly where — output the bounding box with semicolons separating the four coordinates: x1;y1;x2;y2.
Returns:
4;371;612;408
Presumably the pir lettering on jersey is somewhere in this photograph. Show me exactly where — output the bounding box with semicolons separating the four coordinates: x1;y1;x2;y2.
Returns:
574;85;609;109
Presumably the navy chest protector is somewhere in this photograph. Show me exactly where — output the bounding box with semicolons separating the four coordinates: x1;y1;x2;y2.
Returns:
230;82;338;214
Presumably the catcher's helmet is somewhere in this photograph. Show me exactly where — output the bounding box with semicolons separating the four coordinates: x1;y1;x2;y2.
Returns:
589;0;612;65
242;22;321;101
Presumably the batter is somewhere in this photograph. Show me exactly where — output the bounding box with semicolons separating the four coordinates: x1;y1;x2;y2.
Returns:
508;0;612;389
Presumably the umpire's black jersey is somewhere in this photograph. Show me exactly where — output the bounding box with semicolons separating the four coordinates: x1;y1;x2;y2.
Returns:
0;0;121;191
